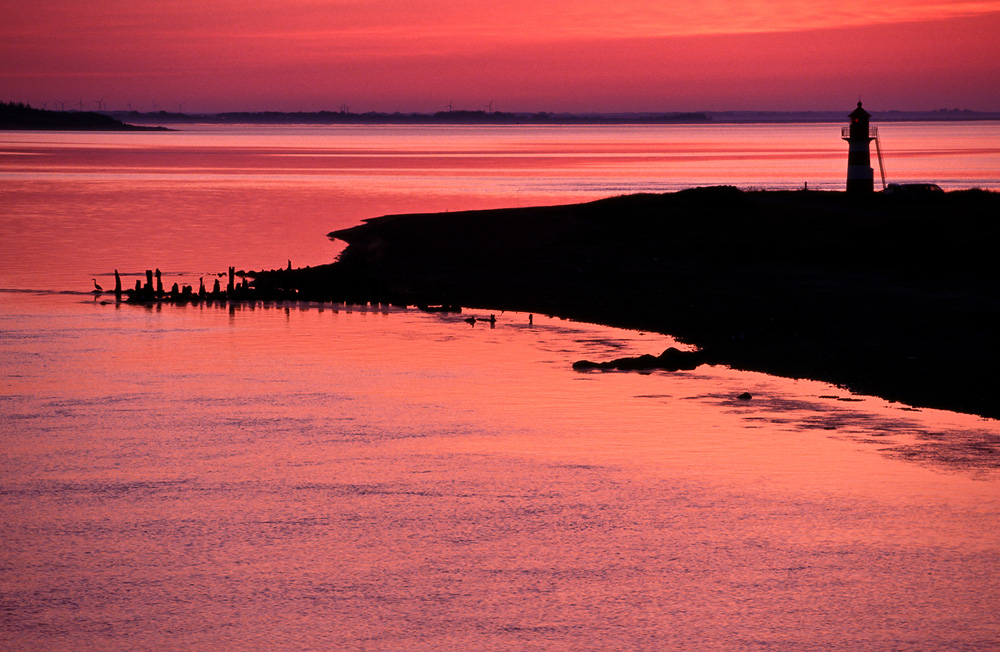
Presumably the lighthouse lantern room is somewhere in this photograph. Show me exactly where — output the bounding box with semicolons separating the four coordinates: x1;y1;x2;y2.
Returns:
842;101;876;194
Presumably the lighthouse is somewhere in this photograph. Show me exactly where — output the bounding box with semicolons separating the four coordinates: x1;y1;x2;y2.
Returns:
842;101;875;194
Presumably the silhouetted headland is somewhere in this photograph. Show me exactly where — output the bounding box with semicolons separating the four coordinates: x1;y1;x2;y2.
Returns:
250;186;1000;419
1;102;169;131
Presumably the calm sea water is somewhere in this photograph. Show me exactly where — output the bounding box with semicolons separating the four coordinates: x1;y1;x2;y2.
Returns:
2;123;999;651
3;121;999;291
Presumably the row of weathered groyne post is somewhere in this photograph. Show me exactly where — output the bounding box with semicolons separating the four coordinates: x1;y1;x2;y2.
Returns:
105;265;306;305
104;262;435;310
112;267;247;304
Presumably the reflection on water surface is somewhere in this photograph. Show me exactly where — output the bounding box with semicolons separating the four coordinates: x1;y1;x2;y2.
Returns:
1;297;998;651
2;123;999;650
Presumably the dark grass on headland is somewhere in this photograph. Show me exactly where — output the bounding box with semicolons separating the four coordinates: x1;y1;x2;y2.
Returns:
0;102;168;131
254;186;1000;419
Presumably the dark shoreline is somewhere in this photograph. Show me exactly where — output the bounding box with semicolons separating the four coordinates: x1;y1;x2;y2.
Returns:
0;102;168;131
252;187;1000;420
10;101;998;129
112;108;1000;125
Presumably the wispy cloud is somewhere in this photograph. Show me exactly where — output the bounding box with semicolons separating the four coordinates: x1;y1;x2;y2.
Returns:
3;0;998;110
8;0;1000;43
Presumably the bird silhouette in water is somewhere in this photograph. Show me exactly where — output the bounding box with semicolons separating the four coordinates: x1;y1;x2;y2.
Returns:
92;279;103;294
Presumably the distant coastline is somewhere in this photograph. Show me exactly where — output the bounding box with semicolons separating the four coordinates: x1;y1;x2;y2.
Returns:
114;109;714;126
112;108;1000;126
6;101;998;128
0;102;169;131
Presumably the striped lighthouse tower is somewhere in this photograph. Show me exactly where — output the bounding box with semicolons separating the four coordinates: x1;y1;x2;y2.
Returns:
842;101;875;194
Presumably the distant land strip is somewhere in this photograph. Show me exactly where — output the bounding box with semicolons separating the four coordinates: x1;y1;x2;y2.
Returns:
5;102;1000;128
114;108;1000;125
0;102;168;131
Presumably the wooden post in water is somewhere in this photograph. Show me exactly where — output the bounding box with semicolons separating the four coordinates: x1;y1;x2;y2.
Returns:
155;269;163;297
227;267;235;295
145;270;153;293
114;270;122;301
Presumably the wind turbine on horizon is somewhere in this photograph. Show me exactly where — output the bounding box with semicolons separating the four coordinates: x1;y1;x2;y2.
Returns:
339;103;351;114
445;99;455;112
56;100;66;111
94;98;105;111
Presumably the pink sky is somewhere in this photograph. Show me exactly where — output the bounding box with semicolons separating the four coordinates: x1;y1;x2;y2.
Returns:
3;0;1000;112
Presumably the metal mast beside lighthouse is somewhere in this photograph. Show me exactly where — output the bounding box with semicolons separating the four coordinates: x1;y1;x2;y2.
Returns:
842;101;876;194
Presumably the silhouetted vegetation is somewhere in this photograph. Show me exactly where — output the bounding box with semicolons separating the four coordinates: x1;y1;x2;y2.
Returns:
0;102;167;130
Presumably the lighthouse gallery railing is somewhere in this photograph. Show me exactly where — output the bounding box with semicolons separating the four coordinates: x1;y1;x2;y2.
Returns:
842;125;878;139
